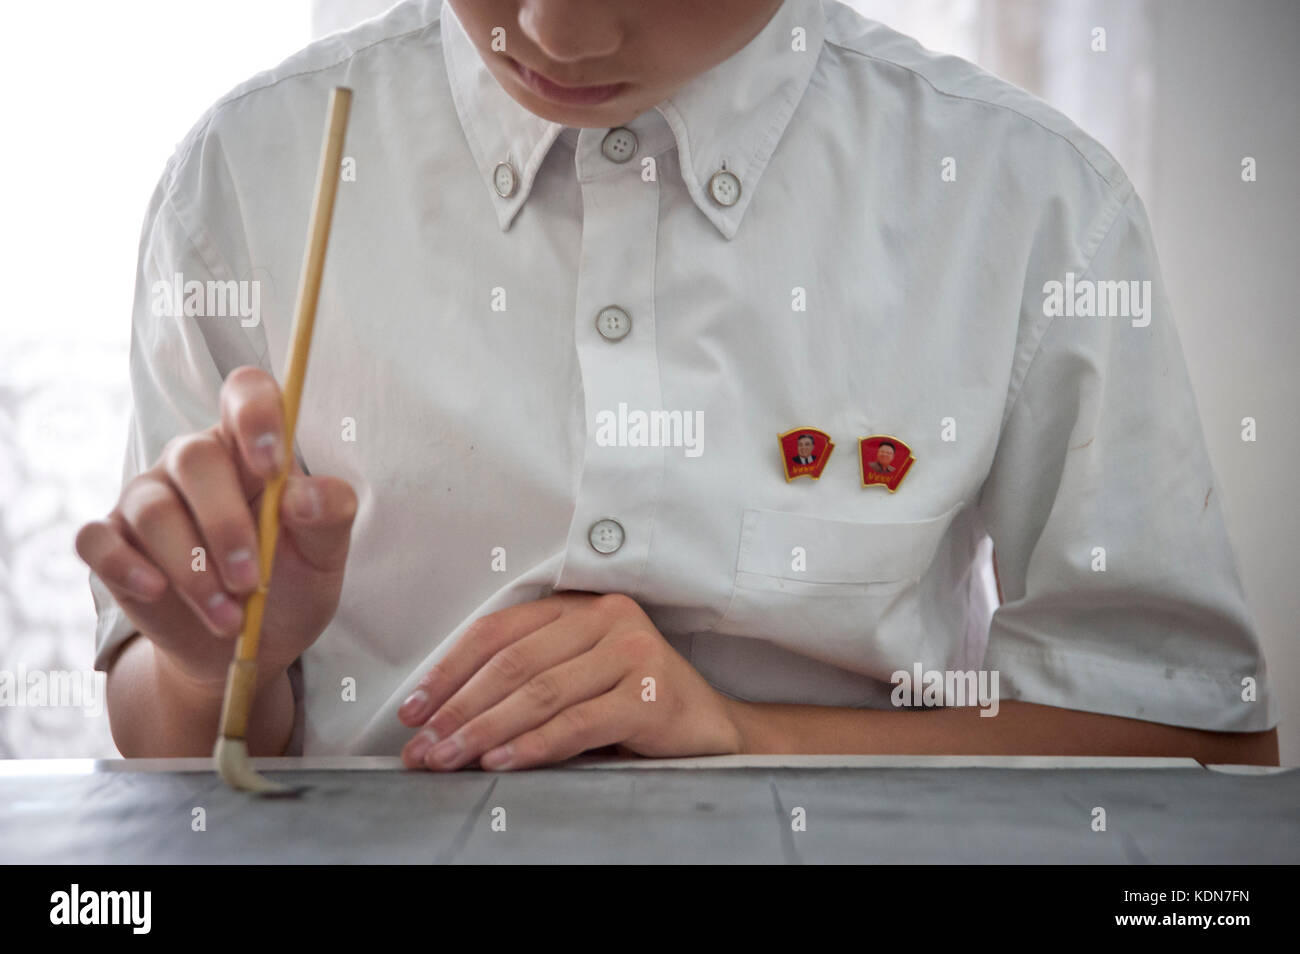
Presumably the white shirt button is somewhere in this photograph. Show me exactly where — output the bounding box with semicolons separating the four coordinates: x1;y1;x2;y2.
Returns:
492;160;517;198
600;127;638;163
588;518;625;554
595;305;631;341
708;168;742;207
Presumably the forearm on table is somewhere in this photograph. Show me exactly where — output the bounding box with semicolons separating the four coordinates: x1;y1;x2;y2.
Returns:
105;633;296;758
726;698;1280;766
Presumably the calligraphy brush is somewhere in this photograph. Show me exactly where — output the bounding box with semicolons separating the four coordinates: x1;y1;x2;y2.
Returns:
215;86;352;794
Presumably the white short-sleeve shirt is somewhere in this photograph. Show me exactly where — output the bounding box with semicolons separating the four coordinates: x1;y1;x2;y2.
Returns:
90;0;1278;754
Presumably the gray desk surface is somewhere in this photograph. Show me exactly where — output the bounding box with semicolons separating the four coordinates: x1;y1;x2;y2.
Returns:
2;756;1296;863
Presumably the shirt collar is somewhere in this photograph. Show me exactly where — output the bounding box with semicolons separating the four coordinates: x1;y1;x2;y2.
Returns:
441;0;826;240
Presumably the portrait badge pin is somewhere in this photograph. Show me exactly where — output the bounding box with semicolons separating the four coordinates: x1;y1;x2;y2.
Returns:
859;434;914;492
779;427;834;481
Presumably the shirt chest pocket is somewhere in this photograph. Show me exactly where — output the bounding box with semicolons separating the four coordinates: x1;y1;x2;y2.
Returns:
709;504;962;672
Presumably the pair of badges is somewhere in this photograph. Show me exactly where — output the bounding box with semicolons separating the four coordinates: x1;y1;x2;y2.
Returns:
779;427;914;491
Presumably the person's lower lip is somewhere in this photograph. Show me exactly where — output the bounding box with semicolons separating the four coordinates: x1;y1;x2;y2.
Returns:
510;59;626;106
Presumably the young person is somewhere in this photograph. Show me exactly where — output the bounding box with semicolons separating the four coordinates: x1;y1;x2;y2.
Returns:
77;0;1278;769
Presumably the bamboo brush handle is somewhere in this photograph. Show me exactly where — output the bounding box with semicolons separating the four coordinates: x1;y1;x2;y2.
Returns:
218;86;352;740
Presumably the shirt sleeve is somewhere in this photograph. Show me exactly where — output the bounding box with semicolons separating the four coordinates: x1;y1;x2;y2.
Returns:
90;143;270;677
976;186;1277;733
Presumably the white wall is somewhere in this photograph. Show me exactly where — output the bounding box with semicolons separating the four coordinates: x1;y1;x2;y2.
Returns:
1143;0;1300;763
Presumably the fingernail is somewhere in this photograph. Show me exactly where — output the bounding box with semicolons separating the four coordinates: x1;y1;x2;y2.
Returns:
206;592;242;633
226;548;259;588
481;744;513;771
124;566;165;600
252;432;283;474
428;734;463;766
407;729;439;764
400;689;430;722
285;479;321;521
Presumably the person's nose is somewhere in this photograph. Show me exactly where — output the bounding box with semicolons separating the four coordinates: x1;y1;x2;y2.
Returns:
517;0;623;64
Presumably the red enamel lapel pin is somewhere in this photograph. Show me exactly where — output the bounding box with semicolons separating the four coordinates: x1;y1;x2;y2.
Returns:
859;434;914;492
780;427;834;481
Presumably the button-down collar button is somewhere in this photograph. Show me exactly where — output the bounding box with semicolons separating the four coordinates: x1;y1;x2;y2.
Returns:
708;167;741;207
595;305;631;341
600;127;638;163
493;160;518;198
588;518;625;554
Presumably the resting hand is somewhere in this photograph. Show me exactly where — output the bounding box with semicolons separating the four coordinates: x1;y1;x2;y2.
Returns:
398;592;743;771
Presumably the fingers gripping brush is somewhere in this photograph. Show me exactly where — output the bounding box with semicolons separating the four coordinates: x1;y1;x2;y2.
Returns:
215;86;352;794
